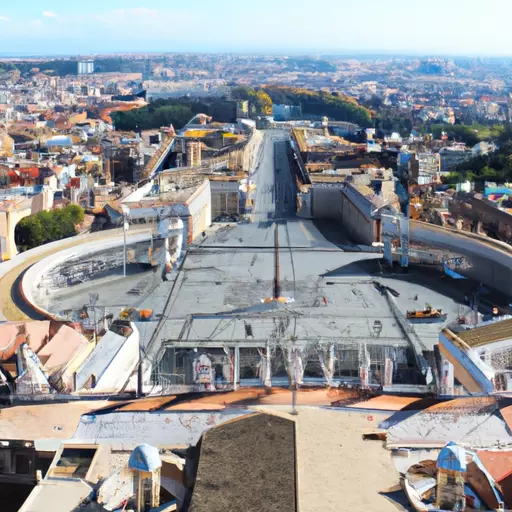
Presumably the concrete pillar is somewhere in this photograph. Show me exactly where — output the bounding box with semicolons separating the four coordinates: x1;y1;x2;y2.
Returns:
234;345;240;390
439;356;454;396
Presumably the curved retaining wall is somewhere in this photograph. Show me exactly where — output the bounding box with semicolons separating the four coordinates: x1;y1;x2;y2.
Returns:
410;221;512;296
21;231;153;319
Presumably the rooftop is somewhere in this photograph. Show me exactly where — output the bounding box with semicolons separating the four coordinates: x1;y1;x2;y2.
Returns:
456;318;512;348
189;413;296;512
0;400;108;449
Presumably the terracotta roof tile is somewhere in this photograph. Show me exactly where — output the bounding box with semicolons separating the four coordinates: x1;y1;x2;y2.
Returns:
477;450;512;481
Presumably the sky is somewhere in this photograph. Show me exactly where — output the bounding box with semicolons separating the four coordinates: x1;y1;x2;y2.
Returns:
0;0;511;56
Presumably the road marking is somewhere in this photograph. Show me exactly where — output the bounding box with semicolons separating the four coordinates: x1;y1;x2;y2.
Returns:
299;221;315;242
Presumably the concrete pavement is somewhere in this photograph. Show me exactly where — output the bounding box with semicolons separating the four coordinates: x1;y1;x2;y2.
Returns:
145;130;462;374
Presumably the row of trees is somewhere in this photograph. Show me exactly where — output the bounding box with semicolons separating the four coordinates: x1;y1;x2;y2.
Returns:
15;205;85;252
231;85;373;127
231;86;273;115
111;97;239;131
430;123;505;147
443;125;512;184
261;86;373;127
112;85;373;131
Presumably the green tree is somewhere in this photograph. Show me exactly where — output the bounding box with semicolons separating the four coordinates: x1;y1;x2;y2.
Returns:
36;210;58;243
481;166;500;178
231;86;257;101
15;216;44;251
66;204;85;225
261;86;373;127
442;172;463;185
15;205;85;251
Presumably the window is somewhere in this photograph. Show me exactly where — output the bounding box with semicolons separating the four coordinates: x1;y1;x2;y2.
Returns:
53;448;96;479
239;348;261;380
0;451;11;474
14;453;32;475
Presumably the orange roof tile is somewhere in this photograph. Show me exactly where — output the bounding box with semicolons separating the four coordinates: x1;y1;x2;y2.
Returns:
348;395;422;411
0;401;108;441
477;450;512;481
118;396;177;412
426;396;497;414
498;403;512;431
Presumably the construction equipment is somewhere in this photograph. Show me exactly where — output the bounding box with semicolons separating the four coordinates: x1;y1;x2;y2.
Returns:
407;304;447;322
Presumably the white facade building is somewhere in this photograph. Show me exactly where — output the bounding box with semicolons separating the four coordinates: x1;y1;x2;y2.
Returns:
77;60;95;75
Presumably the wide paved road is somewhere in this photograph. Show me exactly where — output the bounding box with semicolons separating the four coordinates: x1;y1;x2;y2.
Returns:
252;130;296;222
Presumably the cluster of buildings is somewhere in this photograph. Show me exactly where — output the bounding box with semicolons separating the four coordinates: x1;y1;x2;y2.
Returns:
1;313;512;511
0;57;256;261
0;53;512;511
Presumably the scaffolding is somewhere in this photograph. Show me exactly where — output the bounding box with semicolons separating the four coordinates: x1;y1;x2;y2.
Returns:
151;339;418;393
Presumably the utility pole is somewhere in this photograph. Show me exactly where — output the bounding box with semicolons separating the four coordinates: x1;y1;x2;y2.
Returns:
273;224;281;299
291;337;298;416
89;293;99;345
121;204;130;277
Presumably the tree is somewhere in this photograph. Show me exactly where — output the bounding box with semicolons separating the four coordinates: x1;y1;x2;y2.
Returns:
262;86;372;127
15;205;86;251
66;204;85;225
231;86;257;101
255;90;273;115
111;97;239;131
442;172;462;185
15;216;44;251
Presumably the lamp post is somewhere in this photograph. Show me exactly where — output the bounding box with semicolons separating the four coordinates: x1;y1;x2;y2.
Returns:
291;337;299;416
121;204;130;277
88;293;99;345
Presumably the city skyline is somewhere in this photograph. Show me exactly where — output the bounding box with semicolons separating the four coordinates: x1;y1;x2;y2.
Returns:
0;0;511;56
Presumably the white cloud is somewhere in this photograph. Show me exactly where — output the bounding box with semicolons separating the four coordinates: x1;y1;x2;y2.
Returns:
42;11;58;18
0;16;9;22
107;8;159;21
129;7;159;18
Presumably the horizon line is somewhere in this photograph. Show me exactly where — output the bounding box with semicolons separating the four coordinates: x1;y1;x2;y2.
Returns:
0;49;512;60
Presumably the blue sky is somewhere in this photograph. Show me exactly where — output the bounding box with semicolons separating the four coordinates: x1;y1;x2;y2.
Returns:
0;0;511;56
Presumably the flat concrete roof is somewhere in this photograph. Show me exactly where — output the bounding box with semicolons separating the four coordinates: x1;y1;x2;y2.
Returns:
147;220;460;353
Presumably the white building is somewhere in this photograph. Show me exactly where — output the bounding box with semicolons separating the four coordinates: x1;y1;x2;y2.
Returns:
472;141;497;157
77;60;95;75
439;146;472;173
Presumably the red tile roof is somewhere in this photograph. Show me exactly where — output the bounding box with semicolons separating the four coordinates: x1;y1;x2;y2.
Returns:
477;450;512;481
20;167;40;179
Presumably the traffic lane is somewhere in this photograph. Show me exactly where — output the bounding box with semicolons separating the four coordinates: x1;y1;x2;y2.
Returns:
273;139;297;219
252;131;276;222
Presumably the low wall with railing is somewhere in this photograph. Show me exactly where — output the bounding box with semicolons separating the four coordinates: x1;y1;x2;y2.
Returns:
410;220;512;296
20;231;153;319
